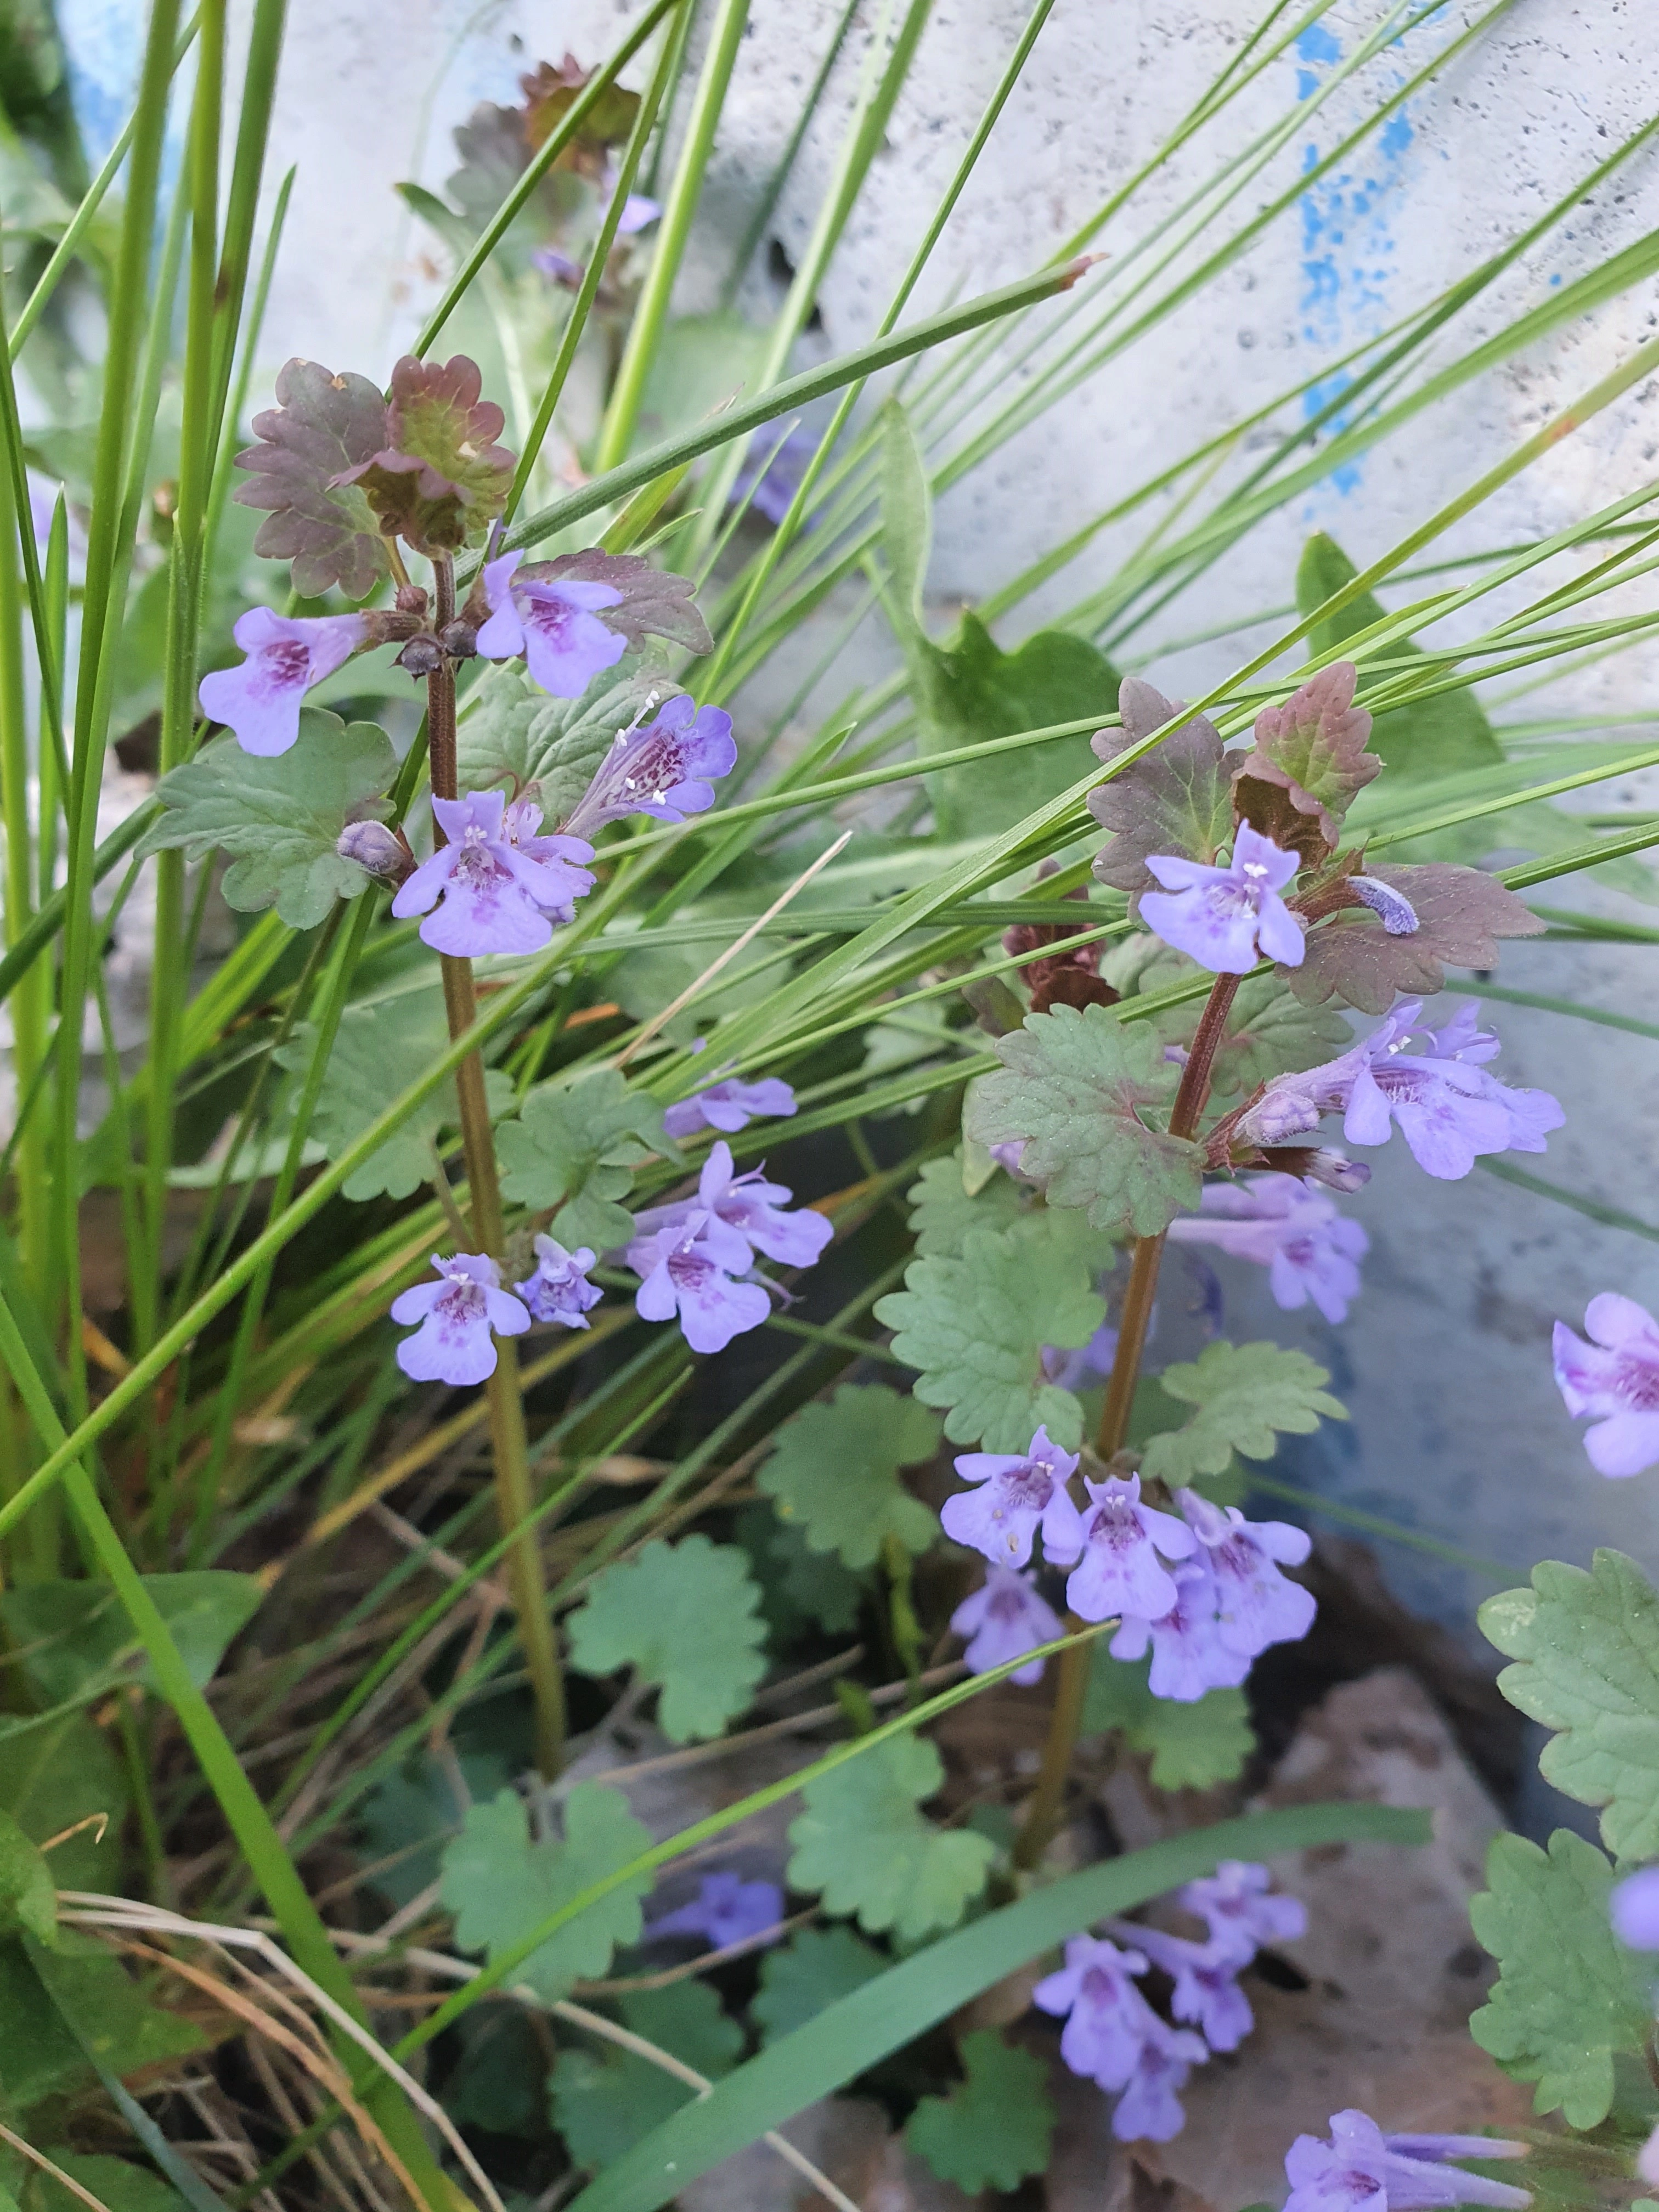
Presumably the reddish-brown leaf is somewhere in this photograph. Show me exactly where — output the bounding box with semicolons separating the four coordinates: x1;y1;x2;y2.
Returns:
232;358;390;599
1231;661;1380;851
528;550;713;656
1285;862;1545;1013
1089;678;1234;896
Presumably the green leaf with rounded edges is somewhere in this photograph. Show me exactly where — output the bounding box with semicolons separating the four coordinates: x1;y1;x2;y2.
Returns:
1480;1549;1659;1860
757;1386;941;1570
1469;1829;1652;2128
737;1504;867;1640
441;1786;654;2003
567;1537;768;1743
279;980;515;1201
966;1005;1204;1239
1138;1340;1346;1486
904;1152;1027;1259
495;1068;669;1253
875;1219;1107;1452
458;659;667;821
751;1926;885;2046
905;2029;1055;2192
0;1573;263;1705
1088;678;1234;894
135;715;396;929
786;1734;995;1943
552;1982;742;2170
1080;1646;1256;1790
0;1808;55;1944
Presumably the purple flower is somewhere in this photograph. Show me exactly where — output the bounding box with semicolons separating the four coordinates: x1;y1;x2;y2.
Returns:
475;549;627;697
1065;1474;1196;1624
1167;1174;1368;1324
1283;2111;1530;2212
390;1252;530;1386
1176;1488;1316;1659
1042;1321;1120;1392
730;424;821;529
950;1565;1063;1686
628;1207;770;1355
1110;1559;1252;1701
1177;1860;1307;1965
648;1872;782;1951
199;607;366;756
1110;1922;1253;2052
662;1068;798;1141
1612;1865;1659;1950
940;1425;1086;1570
1302;1148;1372;1194
1033;1934;1160;2090
1552;1293;1659;1479
563;692;737;837
1109;2013;1210;2143
391;789;595;955
503;792;598;912
1139;823;1306;975
336;819;412;884
629;1140;832;1272
1237;1000;1563;1182
514;1234;601;1328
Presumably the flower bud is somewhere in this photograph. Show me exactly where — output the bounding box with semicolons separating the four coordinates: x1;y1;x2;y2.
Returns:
1349;873;1420;935
437;617;478;660
337;819;413;885
1301;1148;1370;1193
395;633;445;679
394;582;431;617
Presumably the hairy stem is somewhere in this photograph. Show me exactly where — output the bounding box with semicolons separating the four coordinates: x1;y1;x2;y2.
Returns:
427;554;566;1779
1013;970;1241;1869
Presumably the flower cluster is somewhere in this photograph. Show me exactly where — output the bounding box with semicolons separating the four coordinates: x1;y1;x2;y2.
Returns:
940;1432;1314;1701
1282;2111;1530;2212
627;1140;831;1355
1234;999;1562;1181
392;790;595;955
1034;1860;1305;2142
1167;1172;1369;1324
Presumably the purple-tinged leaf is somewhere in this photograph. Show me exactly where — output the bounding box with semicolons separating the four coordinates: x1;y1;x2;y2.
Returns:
333;354;515;555
1089;679;1233;897
528;549;713;656
233;358;391;599
1230;661;1379;854
1286;862;1545;1013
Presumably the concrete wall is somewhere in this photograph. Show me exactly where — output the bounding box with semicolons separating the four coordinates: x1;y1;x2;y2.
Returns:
55;0;1659;1635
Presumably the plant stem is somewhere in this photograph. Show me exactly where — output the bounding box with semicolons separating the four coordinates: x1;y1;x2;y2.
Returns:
1013;970;1241;1870
427;555;566;1779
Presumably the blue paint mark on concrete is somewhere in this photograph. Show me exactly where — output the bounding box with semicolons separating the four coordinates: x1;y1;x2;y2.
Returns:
1293;25;1422;503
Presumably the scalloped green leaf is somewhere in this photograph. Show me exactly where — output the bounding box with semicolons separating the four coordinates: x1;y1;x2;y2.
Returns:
905;2030;1055;2193
1469;1829;1652;2128
756;1385;941;1570
567;1537;768;1743
279;981;515;1202
552;1982;742;2170
1080;1647;1255;1790
874;1218;1107;1452
786;1734;995;1943
1138;1340;1346;1486
1480;1549;1659;1860
1088;677;1234;894
495;1067;670;1252
441;1785;653;2004
965;1004;1203;1239
135;714;396;929
750;1926;885;2046
904;1151;1028;1259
